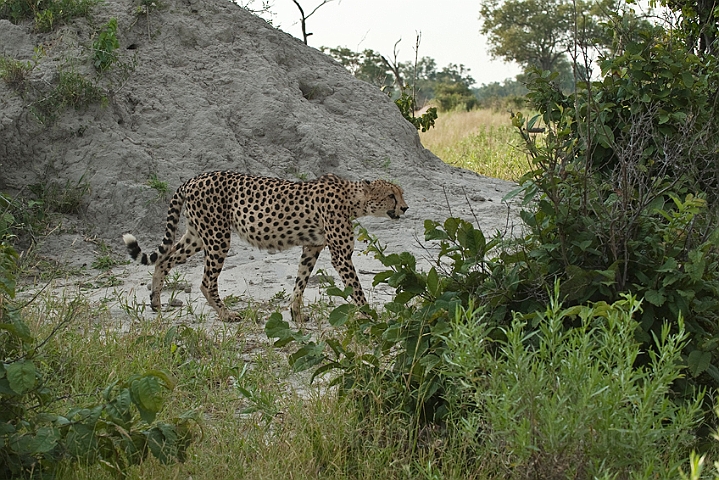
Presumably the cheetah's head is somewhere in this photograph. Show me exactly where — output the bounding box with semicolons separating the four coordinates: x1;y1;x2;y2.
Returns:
364;180;408;220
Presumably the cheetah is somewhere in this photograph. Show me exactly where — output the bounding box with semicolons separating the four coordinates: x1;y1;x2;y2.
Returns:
123;171;408;322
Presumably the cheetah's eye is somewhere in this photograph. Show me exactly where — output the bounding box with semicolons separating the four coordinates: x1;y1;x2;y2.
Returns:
389;193;396;200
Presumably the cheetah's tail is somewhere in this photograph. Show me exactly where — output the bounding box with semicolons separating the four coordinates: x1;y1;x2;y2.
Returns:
123;233;158;265
123;186;186;266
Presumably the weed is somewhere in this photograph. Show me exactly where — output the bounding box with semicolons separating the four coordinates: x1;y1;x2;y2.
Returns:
31;69;104;124
91;255;117;271
146;173;169;197
28;177;90;215
223;293;243;309
0;0;99;31
0;56;33;92
93;18;120;72
165;270;189;291
0;192;48;246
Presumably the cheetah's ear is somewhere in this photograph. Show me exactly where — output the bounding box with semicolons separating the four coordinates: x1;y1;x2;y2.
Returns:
363;180;371;185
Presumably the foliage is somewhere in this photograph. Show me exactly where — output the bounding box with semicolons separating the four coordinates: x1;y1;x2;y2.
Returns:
29;177;90;215
0;0;99;32
0;192;48;247
662;0;719;56
266;221;705;475
322;47;394;93
93;18;120;72
503;16;719;396
478;0;643;88
146;173;170;197
0;249;197;477
32;69;104;124
324;46;477;106
0;56;34;93
433;81;477;112
394;93;437;132
265;220;500;424
447;291;704;478
472;78;527;108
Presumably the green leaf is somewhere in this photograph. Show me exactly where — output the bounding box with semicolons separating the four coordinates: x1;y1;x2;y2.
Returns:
426;267;439;297
687;350;712;377
129;374;166;423
5;359;36;394
644;289;665;307
328;304;354;326
265;312;290;339
289;343;326;372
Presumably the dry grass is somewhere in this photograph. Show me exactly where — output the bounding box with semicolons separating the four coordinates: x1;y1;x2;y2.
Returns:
420;109;530;181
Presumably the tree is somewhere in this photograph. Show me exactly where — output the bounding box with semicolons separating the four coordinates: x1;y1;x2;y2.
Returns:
291;0;336;45
479;0;613;81
322;47;395;92
662;0;719;55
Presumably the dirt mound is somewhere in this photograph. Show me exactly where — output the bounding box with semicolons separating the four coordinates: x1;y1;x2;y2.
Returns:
1;0;518;314
2;0;515;238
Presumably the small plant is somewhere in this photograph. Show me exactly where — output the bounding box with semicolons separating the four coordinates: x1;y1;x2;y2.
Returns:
165;271;189;291
0;56;33;92
0;249;198;477
447;290;703;477
133;0;163;40
147;173;169;197
31;69;104;124
93;18;120;72
91;255;117;271
28;177;90;215
223;294;243;309
0;0;99;31
0;192;48;246
395;92;437;132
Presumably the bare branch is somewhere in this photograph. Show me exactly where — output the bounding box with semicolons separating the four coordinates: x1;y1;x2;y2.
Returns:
291;0;336;44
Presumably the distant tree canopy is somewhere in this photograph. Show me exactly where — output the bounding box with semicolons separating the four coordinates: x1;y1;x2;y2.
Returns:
322;47;478;111
478;0;627;87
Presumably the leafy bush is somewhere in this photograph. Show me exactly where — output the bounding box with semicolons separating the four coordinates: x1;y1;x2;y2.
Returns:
266;221;706;475
502;19;719;395
0;234;197;477
433;81;477;111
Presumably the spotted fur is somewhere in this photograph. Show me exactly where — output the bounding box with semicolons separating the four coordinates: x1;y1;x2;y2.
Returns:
123;171;408;322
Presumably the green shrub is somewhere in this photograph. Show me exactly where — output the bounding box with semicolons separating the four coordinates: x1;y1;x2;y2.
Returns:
502;19;719;396
395;92;437;132
433;81;477;111
446;290;703;478
0;245;198;477
0;56;33;92
93;18;120;72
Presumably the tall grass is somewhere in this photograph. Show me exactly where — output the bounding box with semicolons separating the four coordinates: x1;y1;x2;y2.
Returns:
420;109;529;181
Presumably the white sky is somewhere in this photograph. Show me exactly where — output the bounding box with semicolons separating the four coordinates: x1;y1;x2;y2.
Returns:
258;0;523;87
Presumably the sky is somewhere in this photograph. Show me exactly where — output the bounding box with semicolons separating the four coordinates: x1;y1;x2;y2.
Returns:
256;0;522;87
